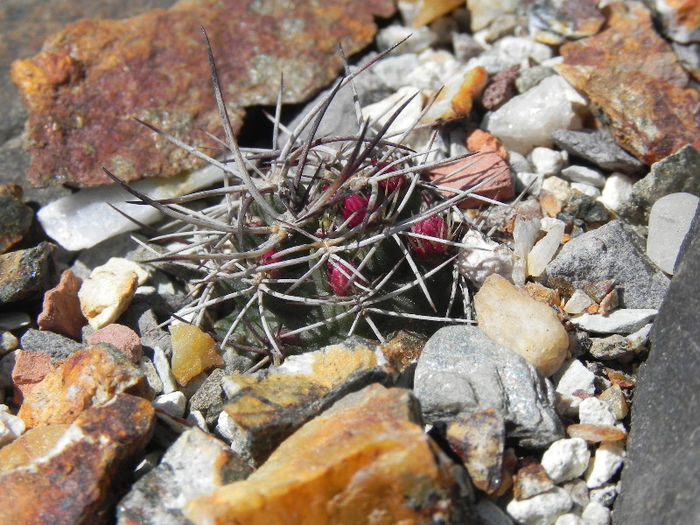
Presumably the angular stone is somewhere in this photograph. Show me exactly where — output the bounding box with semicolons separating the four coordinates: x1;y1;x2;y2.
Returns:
87;323;143;363
79;258;141;329
515;65;556;93
541;438;591;484
506;487;573;525
185;384;475;524
569;309;657;335
551;129;644;174
18;344;149;429
599;173;635;214
651;0;700;44
474;274;569;377
646;192;698;274
614;206;700;524
468;0;520;32
421;65;489;122
586;441;625;489
221;340;391;465
482;64;520;110
556;2;700;165
0;405;25;447
37;269;86;339
446;409;505;495
530;147;567;177
566;424;627;443
457;229;514;287
554;359;596;415
527;219;565;278
0;423;70;472
414;325;563;448
0;394;154;525
11;0;396;188
19;327;83;364
117;427;251;525
169;322;222;386
0;189;33;255
188;367;226;425
0;331;18;355
546;220;670;309
410;0;465;27
377;330;427;386
513;462;555;500
11;350;54;403
560;165;606;188
528;0;605;44
483;74;587;155
0;242;55;305
466;128;508;159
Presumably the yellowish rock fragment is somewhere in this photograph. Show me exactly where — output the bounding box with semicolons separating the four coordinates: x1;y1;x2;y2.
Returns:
0;424;70;472
474;274;569;377
170;323;223;386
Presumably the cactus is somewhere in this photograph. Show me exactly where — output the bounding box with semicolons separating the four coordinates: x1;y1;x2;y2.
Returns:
109;30;506;368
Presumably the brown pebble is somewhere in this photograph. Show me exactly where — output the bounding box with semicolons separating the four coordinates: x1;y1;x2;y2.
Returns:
566;423;627;443
11;350;55;404
87;323;142;363
37;270;86;340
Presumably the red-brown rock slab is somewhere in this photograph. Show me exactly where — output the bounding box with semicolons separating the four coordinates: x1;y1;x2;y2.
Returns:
10;0;396;188
18;344;150;429
37;269;86;339
87;323;142;363
11;350;55;404
0;393;155;525
185;384;474;524
425;152;514;208
556;1;700;165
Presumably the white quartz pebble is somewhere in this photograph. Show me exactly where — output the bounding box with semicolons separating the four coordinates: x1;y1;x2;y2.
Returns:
581;501;610;525
153;391;187;418
153;346;178;394
585;441;625;488
555;515;584;525
598;173;634;212
458;230;514;287
187;409;208;430
507;487;573;525
0;405;25;446
541;438;591;483
569;309;657;334
646;192;699;274
512;216;541;285
528;219;565;277
570;182;601;199
579;398;618;426
564;290;594;315
530;147;567;176
560;165;606;188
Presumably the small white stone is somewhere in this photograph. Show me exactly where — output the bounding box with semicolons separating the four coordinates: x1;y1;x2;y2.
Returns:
484;75;587;155
555;514;584;525
585;441;625;489
530;147;567;176
153;391;187;418
458;230;513;287
187;409;208;430
508;150;534;174
515;172;544;195
372;53;420;90
646;192;699;274
589;484;618;507
153;346;178;394
528;219;565;277
581;501;610;525
512;216;541;285
0;331;18;355
541;438;591;483
570;183;601;199
598;173;634;213
376;24;438;54
506;487;573;525
542;176;572;203
569;309;657;334
564;290;595;315
79;259;143;329
0;406;25;446
560;166;606;188
626;323;652;351
555;359;596;397
579;398;617;426
493;36;553;69
215;411;238;444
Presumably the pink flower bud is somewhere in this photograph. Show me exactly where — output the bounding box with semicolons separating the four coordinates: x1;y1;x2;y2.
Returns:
259;249;282;278
327;259;360;296
341;194;369;228
409;215;449;258
372;160;406;192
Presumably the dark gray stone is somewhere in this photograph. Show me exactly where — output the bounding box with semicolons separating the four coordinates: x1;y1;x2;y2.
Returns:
614;207;700;524
0;241;56;304
618;145;700;224
20;328;83;363
545;220;670;309
551;128;645;174
413;325;564;448
188;367;226;426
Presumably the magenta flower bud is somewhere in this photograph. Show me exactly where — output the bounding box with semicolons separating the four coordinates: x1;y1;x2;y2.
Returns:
259;249;282;278
409;215;449;258
327;259;359;296
341;194;369;228
372;159;406;193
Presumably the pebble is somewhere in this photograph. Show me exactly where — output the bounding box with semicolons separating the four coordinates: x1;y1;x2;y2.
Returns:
553;359;595;415
513;462;555;500
0;332;18;355
152;346;178;395
530;147;567;177
482;64;520;110
551;129;644;175
474;274;569;377
87;323;142;362
581;501;610;525
562;478;590;512
0;405;25;447
362;86;428;149
414;325;563;448
598;385;628;421
585;441;625;489
515;65;556;93
646;192;699;274
567;424;627;444
376;24;438;54
457;229;513;286
483;75;587;155
541;438;591;484
10;351;55;403
578;397;618;427
169;323;223;386
0;242;56;305
569;309;657;335
589;484;618;508
138;356;163;396
0;189;34;255
152;391;187;419
188;368;227;426
598;173;635;213
554;514;583;525
512;216;541;285
20;328;83;363
564;290;594;315
527;218;565;277
506;487;573;525
37;270;86;340
546;220;670;309
560;166;606;188
588;334;633;361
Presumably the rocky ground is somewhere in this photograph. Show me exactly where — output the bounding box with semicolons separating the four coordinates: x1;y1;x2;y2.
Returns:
0;1;699;524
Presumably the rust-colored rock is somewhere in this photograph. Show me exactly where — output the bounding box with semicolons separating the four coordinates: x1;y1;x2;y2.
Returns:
37;269;86;339
0;394;154;525
466;129;508;160
513;462;555;500
10;0;396;188
11;350;55;403
378;330;426;377
556;1;700;165
425;152;514;208
446;409;505;495
87;323;142;363
18;344;150;429
185;384;474;525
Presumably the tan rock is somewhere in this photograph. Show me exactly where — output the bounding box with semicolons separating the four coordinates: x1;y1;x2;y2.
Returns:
566;423;627;443
411;0;464;27
79;264;138;329
170;322;223;386
421;65;488;123
18;344;150;429
37;269;86;339
0;423;71;472
185;384;472;525
0;394;154;525
474;274;569;376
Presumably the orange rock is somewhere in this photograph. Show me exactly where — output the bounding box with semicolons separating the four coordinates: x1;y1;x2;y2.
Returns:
425;152;514;208
170;323;223;386
10;0;396;188
0;423;70;472
523;282;561;308
566;423;627;443
378;330;426;376
411;0;464;27
11;350;55;404
184;384;472;525
466;129;508;160
421;66;488;124
37;269;86;339
18;344;150;429
0;394;154;525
